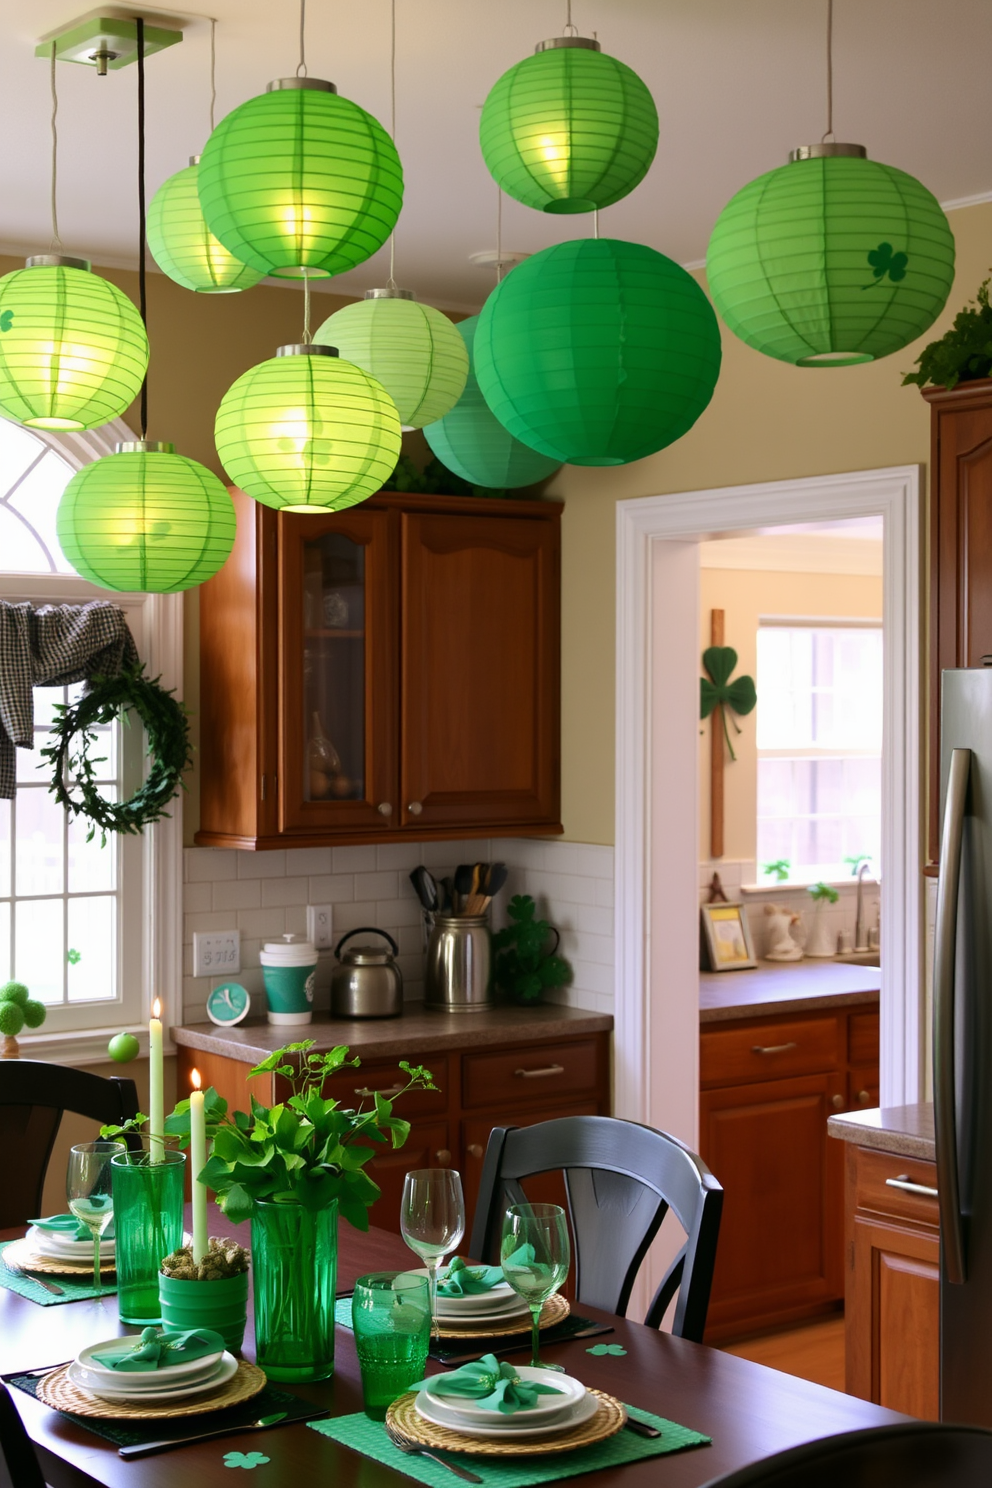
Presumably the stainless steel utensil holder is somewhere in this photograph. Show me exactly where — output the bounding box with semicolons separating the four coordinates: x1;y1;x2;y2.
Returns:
423;913;493;1012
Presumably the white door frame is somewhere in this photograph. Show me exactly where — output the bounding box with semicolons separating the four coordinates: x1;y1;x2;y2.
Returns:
614;465;922;1311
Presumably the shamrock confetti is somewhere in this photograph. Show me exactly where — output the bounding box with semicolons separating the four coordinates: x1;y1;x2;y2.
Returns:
864;242;908;288
586;1343;628;1356
223;1451;270;1469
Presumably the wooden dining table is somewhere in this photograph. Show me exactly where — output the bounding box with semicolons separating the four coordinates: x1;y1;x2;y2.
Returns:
0;1213;907;1488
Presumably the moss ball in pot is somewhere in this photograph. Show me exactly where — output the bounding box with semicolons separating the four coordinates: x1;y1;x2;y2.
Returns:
158;1239;249;1352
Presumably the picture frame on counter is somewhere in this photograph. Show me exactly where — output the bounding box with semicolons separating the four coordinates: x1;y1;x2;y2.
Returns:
700;902;756;972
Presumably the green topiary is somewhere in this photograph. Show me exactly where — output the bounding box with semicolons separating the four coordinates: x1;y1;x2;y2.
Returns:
903;274;992;391
0;1001;25;1036
22;1000;46;1029
0;981;29;1007
492;895;572;1006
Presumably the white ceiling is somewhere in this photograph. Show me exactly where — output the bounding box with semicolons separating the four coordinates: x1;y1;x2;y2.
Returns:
2;0;990;311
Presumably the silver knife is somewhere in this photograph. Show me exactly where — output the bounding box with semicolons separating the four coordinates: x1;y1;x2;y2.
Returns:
118;1410;291;1459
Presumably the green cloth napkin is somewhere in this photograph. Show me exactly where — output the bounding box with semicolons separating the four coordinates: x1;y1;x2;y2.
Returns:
437;1257;505;1297
28;1214;91;1242
309;1404;711;1487
0;1240;115;1306
410;1354;566;1415
90;1325;225;1371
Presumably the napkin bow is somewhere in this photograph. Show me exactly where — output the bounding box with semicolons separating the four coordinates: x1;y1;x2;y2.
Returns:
29;1213;103;1243
411;1353;565;1415
91;1326;225;1372
436;1256;505;1297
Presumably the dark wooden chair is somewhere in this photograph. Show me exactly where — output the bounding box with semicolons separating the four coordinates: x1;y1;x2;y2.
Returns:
0;1059;140;1228
0;1381;45;1488
697;1423;992;1488
468;1114;723;1340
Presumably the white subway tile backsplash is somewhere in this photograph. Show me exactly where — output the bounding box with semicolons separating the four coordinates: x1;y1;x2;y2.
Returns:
306;874;355;904
332;845;378;874
237;850;286;879
375;842;423;871
187;849;238;882
260;876;310;908
212;878;262;912
354;870;399;901
235;908;286;940
286;847;334;876
183;881;213;914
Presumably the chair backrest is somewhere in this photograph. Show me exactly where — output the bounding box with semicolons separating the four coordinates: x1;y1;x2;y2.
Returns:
468;1114;723;1340
0;1382;46;1488
0;1059;140;1228
697;1423;992;1488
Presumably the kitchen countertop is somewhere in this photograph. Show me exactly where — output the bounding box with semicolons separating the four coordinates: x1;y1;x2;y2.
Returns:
827;1102;935;1162
173;1001;613;1063
700;958;881;1023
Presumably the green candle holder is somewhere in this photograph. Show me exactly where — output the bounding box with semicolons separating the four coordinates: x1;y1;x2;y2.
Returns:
110;1149;185;1326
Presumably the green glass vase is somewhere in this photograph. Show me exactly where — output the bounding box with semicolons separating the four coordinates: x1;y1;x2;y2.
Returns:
110;1150;186;1326
250;1199;337;1382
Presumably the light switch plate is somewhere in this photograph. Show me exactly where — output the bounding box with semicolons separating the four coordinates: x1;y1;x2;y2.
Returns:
193;930;241;978
307;904;334;951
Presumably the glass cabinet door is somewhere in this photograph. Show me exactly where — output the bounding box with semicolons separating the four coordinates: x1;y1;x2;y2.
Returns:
279;507;397;833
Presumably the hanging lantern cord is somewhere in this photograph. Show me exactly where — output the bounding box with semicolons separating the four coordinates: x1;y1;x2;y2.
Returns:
386;0;397;288
594;208;600;240
297;0;308;78
821;0;835;143
209;16;217;132
495;184;503;284
563;0;578;37
302;272;312;344
136;16;149;438
48;43;63;253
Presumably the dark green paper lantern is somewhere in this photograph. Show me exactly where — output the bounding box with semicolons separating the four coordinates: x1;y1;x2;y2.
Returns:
480;36;658;214
424;317;562;488
706;143;956;366
57;442;236;593
474;239;722;467
198;78;403;280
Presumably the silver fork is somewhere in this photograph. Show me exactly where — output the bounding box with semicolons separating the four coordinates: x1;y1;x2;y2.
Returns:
2;1254;64;1296
386;1425;483;1483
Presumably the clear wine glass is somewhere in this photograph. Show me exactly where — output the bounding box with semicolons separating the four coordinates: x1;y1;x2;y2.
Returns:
67;1140;123;1295
400;1169;465;1338
501;1202;570;1370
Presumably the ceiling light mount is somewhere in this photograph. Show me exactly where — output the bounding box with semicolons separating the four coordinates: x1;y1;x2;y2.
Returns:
25;253;90;271
35;9;183;72
365;287;415;300
469;249;531;271
790;142;867;162
535;36;601;53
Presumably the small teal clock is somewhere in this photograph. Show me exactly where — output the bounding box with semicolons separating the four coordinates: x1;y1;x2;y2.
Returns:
206;982;251;1027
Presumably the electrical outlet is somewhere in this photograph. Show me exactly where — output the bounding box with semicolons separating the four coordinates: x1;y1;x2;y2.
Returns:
193;930;241;978
307;904;334;951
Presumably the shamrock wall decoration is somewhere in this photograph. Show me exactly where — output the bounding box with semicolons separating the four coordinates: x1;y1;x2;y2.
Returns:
864;242;908;289
700;646;756;763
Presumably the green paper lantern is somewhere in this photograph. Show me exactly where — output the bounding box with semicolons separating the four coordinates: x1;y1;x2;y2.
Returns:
706;145;956;366
315;291;469;429
147;159;264;294
479;37;658;214
0;256;148;431
474;239;722;467
198;78;403;280
424;317;562;488
57;442;236;593
214;345;401;514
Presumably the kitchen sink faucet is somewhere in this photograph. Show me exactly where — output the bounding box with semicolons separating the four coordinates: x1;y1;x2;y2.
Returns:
854;862;873;952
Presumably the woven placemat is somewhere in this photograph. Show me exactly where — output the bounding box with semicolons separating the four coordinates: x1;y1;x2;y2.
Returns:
35;1359;266;1419
3;1237;115;1276
388;1388;625;1457
0;1241;115;1306
335;1294;569;1340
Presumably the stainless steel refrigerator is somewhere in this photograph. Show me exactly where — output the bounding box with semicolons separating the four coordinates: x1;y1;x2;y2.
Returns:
936;666;992;1425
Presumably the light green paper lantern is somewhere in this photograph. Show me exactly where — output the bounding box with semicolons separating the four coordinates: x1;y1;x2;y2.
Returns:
214;344;401;514
706;144;956;366
0;256;148;431
147;159;264;294
314;290;469;429
424;317;562;488
479;37;658;214
474;239;722;467
56;442;236;593
198;78;403;280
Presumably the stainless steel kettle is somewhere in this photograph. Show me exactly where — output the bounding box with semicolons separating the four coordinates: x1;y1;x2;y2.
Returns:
330;927;403;1019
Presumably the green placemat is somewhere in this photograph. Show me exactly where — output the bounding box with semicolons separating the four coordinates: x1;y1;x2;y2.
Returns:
334;1300;611;1364
7;1371;326;1449
310;1405;710;1486
0;1241;115;1306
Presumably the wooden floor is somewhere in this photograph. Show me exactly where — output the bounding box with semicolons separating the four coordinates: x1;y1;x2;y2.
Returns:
721;1317;846;1393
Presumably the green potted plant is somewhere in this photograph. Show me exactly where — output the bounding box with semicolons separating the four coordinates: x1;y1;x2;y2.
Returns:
902;273;992;391
158;1238;250;1352
0;981;46;1059
806;882;840;959
492;895;572;1005
164;1041;436;1382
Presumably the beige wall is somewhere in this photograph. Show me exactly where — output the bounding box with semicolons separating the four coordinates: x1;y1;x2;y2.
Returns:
698;567;884;864
548;201;992;846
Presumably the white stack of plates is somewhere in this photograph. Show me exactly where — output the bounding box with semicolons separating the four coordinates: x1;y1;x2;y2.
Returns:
67;1338;236;1404
419;1268;530;1329
414;1369;596;1440
28;1227;115;1262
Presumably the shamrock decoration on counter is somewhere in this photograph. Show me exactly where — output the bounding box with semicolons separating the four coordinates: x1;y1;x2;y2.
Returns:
223;1451;270;1469
864;242;908;289
587;1343;628;1356
700;647;757;762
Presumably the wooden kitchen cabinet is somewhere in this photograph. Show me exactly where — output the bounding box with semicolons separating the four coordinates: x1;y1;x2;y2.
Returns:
925;377;992;870
699;1004;879;1342
196;487;562;849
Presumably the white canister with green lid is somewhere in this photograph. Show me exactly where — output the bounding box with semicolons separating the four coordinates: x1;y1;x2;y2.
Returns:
259;934;317;1025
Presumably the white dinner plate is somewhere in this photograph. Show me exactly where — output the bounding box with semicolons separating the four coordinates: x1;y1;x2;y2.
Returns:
406;1266;519;1314
436;1291;528;1320
67;1353;238;1403
437;1299;532;1329
422;1367;585;1427
77;1337;224;1385
28;1227;115;1261
414;1388;600;1441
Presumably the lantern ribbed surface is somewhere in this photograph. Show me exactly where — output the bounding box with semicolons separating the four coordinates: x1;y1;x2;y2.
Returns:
315;297;469;428
147;162;264;294
214;350;401;513
474;239;722;467
424;316;562;488
198;85;404;279
480;46;658;214
56;448;236;593
706;154;956;366
0;264;148;431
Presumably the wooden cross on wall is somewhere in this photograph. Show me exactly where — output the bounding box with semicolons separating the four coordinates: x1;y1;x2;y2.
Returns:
710;610;726;859
701;609;757;860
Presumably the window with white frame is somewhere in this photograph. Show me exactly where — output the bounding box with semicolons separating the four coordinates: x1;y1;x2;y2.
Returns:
0;417;176;1044
756;621;882;884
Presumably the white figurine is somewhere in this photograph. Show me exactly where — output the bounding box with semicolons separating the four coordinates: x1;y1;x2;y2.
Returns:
764;903;803;961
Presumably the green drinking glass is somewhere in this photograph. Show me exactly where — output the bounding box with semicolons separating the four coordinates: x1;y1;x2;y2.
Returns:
352;1271;431;1420
110;1149;186;1326
501;1202;570;1370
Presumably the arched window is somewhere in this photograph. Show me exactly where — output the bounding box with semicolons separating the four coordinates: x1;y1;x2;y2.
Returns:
0;420;77;573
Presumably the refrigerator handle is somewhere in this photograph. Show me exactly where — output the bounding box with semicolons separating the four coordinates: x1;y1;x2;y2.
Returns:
934;746;971;1286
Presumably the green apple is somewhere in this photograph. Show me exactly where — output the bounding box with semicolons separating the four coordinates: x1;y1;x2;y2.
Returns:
108;1032;140;1063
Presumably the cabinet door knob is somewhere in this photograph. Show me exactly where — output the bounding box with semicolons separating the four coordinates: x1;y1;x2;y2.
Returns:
857;1089;872;1105
831;1093;845;1109
407;801;423;816
377;802;393;816
467;1143;484;1159
514;1064;565;1079
435;1149;452;1165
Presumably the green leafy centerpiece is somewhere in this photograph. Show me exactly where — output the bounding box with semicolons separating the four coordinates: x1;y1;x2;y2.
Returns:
492;895;571;1006
165;1041;436;1382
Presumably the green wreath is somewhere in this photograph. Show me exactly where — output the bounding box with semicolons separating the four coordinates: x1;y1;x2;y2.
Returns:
42;665;192;843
